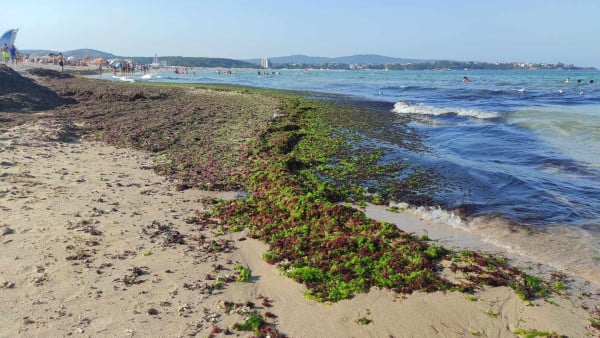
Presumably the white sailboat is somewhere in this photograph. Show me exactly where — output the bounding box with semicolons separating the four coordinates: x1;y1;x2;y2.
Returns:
139;53;164;80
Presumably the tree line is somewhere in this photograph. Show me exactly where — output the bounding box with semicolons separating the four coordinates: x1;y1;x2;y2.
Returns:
125;56;593;71
128;56;256;68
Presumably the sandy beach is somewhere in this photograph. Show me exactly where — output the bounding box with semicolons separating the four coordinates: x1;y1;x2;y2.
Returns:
1;63;599;337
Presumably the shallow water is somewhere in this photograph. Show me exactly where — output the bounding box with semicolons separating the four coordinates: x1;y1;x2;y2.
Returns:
126;69;600;221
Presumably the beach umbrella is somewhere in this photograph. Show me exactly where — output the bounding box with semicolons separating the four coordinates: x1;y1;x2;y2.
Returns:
92;57;105;64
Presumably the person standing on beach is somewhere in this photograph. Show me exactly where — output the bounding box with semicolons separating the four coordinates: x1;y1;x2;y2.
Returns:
9;45;17;64
1;44;9;63
58;53;64;72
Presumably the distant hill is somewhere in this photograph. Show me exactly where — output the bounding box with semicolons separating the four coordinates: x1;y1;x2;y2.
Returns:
245;54;431;65
19;49;57;56
16;49;594;70
19;48;252;68
63;49;117;59
248;55;331;64
244;54;595;70
128;56;256;68
332;54;430;64
20;48;117;59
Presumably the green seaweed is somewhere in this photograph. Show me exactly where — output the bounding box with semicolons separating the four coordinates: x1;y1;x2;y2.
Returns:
513;328;565;338
234;264;251;282
57;79;548;304
209;94;531;302
232;313;265;333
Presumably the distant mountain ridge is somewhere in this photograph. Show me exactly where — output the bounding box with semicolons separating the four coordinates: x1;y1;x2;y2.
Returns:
245;54;431;65
16;49;595;69
18;49;250;68
20;50;426;65
20;48;116;59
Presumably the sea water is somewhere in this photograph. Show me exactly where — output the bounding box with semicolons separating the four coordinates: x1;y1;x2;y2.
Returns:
113;68;600;282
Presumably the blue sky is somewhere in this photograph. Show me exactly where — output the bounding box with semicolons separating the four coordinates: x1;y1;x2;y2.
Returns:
3;0;599;67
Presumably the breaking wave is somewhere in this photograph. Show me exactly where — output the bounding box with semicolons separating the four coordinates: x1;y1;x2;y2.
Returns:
392;101;498;119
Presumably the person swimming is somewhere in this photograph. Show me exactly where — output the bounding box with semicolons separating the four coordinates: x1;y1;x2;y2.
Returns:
565;77;571;83
463;76;471;83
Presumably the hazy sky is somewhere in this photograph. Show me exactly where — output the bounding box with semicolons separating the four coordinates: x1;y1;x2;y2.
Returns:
4;0;599;67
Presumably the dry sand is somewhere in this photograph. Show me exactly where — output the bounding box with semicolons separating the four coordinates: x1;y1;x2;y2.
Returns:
1;119;598;338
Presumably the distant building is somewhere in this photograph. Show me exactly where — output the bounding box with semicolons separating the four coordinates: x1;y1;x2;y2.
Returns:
150;53;168;68
261;57;270;69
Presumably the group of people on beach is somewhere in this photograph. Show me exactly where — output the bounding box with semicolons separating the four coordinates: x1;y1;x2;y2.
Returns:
112;61;151;76
174;67;195;75
1;43;18;64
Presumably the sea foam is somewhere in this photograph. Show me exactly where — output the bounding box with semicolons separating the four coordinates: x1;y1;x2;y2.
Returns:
389;201;465;230
392;101;498;119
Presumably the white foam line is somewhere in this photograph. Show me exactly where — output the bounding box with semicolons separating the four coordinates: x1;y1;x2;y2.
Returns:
392;101;498;119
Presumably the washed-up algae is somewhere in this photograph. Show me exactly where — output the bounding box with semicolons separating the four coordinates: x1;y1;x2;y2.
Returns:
3;71;561;304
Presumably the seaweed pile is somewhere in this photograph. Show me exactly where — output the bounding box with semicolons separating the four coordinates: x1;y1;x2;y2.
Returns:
208;98;558;302
0;65;70;113
6;72;560;303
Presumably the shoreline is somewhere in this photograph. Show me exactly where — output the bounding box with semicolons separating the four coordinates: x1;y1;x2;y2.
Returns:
363;203;600;292
1;120;597;337
2;63;600;336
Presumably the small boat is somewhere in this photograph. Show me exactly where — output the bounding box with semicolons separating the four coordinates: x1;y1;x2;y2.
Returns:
150;53;161;69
